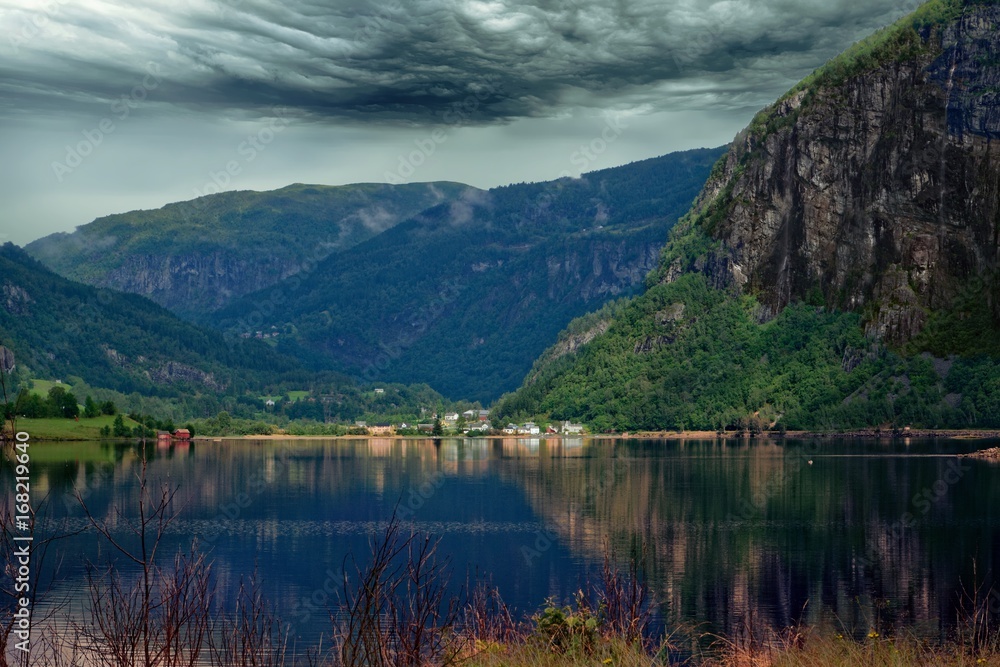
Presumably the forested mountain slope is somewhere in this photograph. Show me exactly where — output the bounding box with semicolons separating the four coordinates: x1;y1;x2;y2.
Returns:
496;0;1000;431
0;243;301;398
210;148;725;401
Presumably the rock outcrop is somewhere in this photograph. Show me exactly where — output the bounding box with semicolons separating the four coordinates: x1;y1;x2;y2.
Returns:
148;362;224;391
100;252;303;315
674;1;1000;345
0;346;14;373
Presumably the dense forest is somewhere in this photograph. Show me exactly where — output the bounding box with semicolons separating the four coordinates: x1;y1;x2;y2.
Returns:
495;270;1000;432
211;147;726;402
0;243;303;396
0;244;471;426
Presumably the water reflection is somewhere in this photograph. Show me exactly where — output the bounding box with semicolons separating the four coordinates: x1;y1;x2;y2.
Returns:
2;436;999;647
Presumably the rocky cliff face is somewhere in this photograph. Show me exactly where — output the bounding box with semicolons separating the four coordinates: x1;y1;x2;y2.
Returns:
100;252;302;315
544;238;661;301
676;2;1000;344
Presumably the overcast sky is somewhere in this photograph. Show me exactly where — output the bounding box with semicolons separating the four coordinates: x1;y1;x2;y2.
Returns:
0;0;923;246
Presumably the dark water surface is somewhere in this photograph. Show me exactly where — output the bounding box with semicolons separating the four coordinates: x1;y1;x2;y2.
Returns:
5;436;1000;648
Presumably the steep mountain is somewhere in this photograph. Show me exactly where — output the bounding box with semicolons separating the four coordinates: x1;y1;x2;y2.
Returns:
496;0;1000;431
0;243;302;398
26;182;474;317
209;148;726;402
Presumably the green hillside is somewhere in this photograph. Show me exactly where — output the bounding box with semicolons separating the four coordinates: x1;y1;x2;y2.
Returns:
494;0;1000;431
0;245;486;428
0;243;301;398
495;266;1000;431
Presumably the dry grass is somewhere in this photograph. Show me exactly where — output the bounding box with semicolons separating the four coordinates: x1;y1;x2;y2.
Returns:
704;630;1000;667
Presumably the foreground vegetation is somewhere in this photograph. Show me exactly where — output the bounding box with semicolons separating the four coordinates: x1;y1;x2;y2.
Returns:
496;270;1000;433
8;415;138;441
464;633;1000;666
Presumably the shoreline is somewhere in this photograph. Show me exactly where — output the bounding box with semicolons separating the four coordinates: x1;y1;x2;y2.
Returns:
9;428;1000;444
958;446;1000;460
622;428;1000;440
242;428;1000;441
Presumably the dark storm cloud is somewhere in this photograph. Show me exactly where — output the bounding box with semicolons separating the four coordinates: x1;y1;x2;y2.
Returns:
2;0;923;124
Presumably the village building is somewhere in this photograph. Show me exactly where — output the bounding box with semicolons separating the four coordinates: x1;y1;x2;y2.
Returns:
368;424;394;436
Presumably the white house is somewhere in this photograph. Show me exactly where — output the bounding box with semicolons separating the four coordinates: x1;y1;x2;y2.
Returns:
562;422;584;434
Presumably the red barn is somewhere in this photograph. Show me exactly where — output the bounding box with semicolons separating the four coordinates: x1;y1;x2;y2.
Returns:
173;429;191;440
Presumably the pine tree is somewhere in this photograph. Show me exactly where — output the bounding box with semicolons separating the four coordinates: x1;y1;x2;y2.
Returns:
84;395;100;418
112;413;129;437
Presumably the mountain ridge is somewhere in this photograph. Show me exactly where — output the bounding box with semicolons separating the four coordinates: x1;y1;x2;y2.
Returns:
26;182;477;316
209;148;726;401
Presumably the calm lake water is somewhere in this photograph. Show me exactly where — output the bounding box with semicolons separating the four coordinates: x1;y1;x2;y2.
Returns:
5;436;1000;652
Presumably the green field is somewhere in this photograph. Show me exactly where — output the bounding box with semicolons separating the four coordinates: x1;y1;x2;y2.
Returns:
6;415;141;441
260;390;310;403
25;378;78;397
